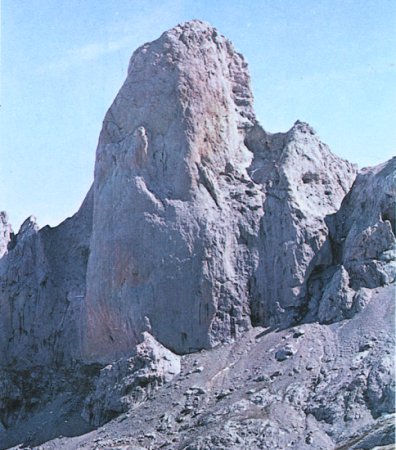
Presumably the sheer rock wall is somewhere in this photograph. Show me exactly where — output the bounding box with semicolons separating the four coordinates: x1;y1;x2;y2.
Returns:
0;19;393;370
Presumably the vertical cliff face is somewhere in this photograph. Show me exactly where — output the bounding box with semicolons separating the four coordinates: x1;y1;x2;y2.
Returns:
0;190;93;368
0;20;392;368
246;122;357;327
83;20;263;361
0;20;395;449
82;20;360;362
0;21;363;369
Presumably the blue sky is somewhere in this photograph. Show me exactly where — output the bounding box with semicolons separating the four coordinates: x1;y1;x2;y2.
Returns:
1;0;395;229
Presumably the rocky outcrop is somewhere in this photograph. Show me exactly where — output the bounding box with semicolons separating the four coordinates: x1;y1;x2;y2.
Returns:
0;189;93;369
30;286;395;450
82;332;180;427
82;21;360;362
307;157;396;323
246;121;357;327
330;157;395;289
0;212;12;259
82;20;264;361
0;192;94;443
0;19;394;450
1;21;377;369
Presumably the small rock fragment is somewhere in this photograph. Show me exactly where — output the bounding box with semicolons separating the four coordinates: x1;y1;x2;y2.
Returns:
275;344;296;361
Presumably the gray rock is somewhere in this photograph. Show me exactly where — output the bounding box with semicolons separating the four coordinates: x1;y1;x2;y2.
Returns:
246;120;357;327
0;211;12;258
82;332;180;427
275;344;296;361
82;19;263;362
82;20;360;362
308;157;396;324
317;265;355;323
0;20;382;372
332;157;396;289
37;288;392;450
0;20;394;450
292;328;305;338
0;189;93;368
366;354;395;418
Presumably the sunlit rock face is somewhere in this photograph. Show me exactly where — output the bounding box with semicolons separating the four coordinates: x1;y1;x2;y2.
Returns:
0;21;394;449
246;121;357;327
0;212;12;259
82;20;361;363
83;20;264;361
0;20;393;371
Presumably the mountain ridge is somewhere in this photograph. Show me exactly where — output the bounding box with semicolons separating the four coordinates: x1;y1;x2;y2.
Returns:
0;20;394;449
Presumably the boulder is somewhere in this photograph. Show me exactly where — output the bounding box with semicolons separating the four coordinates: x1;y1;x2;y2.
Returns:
82;332;180;426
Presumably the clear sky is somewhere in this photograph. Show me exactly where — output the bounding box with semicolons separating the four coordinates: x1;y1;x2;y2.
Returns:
1;0;395;230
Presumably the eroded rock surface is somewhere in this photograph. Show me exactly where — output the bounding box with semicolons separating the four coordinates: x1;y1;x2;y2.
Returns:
307;157;396;324
0;212;12;259
0;189;93;369
246;121;357;327
0;20;394;450
330;157;396;289
83;19;264;361
31;288;395;450
82;333;181;427
82;21;360;362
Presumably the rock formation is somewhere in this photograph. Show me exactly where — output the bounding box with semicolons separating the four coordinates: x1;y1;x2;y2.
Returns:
246;121;356;327
82;21;358;362
82;332;181;427
307;157;396;324
0;212;12;259
0;20;394;450
83;20;263;361
0;190;92;369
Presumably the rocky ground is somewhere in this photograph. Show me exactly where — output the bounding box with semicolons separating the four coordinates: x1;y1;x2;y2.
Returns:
1;285;393;450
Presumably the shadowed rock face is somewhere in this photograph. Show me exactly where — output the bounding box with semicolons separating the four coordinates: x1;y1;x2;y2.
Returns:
0;190;93;368
0;20;394;449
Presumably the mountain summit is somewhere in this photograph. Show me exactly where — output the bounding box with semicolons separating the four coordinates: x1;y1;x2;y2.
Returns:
0;21;394;449
83;19;262;361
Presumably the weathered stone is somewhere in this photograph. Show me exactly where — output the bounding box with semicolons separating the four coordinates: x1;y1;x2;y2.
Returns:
82;332;180;427
0;20;394;450
317;265;355;323
246;120;357;327
307;157;396;324
0;189;93;368
275;344;296;361
82;19;263;361
331;157;396;289
0;211;12;259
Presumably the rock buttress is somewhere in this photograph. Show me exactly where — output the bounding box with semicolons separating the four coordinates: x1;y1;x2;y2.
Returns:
82;20;264;361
